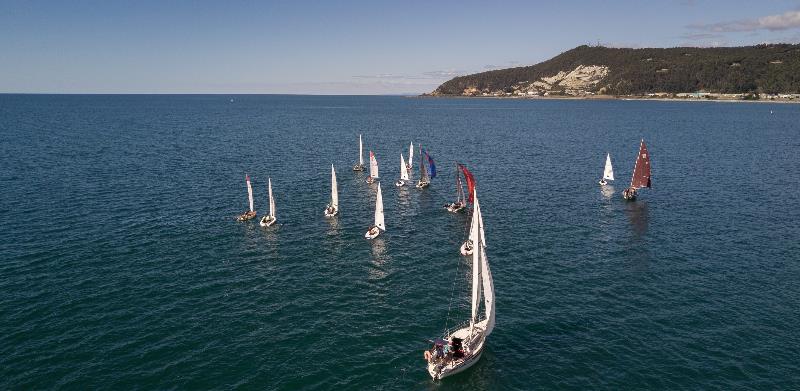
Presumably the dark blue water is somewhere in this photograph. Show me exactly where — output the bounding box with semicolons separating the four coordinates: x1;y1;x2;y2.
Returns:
1;95;799;390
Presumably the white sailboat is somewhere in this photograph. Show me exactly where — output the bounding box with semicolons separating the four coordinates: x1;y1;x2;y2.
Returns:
324;164;339;217
599;153;614;185
396;154;409;187
237;174;257;221
365;183;385;239
416;146;435;189
445;164;466;213
353;134;365;171
427;189;494;380
260;178;277;227
366;151;379;184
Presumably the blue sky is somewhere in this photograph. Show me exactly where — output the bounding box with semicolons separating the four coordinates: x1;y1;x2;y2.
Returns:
1;0;799;94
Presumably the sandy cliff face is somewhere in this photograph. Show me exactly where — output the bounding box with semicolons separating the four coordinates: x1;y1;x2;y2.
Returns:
453;65;610;96
518;65;609;95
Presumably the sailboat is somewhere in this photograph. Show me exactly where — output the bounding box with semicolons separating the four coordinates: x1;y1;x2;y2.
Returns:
416;147;436;189
622;139;651;201
599;153;614;185
366;151;380;184
237;174;257;221
365;183;385;239
407;142;414;172
260;178;277;227
324;164;339;217
444;164;474;213
396;154;409;187
353;134;365;171
426;189;494;380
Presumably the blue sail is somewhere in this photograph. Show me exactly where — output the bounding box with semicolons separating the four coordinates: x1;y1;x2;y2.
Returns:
427;153;436;179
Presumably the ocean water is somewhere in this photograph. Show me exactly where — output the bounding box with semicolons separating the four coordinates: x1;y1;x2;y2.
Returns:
1;94;799;390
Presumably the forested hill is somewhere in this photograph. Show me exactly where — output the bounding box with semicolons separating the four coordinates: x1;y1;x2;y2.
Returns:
430;44;800;96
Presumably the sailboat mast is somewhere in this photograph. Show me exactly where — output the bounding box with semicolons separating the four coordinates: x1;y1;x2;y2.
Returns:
408;142;414;169
331;164;338;209
630;141;641;188
359;135;364;166
469;191;482;338
268;178;275;218
455;164;464;203
419;145;427;181
246;174;254;212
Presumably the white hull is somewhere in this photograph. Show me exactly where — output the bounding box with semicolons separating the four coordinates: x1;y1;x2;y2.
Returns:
427;324;487;380
366;177;378;184
460;240;473;256
416;180;429;189
395;180;405;187
353;164;364;171
324;207;338;217
238;211;257;221
599;179;608;186
260;216;276;227
365;228;382;240
445;202;465;213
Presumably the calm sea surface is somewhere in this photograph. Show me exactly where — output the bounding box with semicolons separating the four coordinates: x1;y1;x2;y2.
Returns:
1;95;799;390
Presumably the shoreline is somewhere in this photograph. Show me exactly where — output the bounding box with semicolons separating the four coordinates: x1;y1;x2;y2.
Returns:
416;94;800;104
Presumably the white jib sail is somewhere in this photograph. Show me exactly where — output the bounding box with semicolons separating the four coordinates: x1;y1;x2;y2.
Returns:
268;178;275;218
370;151;379;179
400;154;409;181
375;183;385;231
469;191;482;337
246;175;254;212
331;164;338;209
359;135;364;166
408;142;414;168
603;153;615;181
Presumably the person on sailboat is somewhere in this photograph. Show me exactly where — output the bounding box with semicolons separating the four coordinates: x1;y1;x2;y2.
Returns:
325;205;336;216
367;225;380;237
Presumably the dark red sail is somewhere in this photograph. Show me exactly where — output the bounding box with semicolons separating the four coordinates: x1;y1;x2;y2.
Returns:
630;139;651;189
459;164;476;203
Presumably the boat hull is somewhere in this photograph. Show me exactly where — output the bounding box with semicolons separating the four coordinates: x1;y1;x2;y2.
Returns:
395;180;405;187
260;216;277;227
427;324;487;380
599;179;607;186
353;164;364;171
622;187;637;201
366;177;378;184
237;211;257;221
416;180;430;189
428;347;483;380
324;207;338;217
365;228;382;240
445;202;465;213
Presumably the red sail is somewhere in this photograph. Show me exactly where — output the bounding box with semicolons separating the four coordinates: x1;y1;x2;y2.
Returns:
459;164;476;203
630;139;651;189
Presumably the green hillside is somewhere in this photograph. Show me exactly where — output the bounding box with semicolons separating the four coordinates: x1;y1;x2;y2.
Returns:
431;44;800;96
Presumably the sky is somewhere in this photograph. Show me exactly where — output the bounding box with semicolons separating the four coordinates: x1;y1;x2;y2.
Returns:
1;0;800;94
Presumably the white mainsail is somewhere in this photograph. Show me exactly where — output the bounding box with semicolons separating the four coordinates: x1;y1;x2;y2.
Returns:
359;134;364;166
400;154;409;181
330;164;339;210
468;190;493;337
268;178;275;218
246;175;254;212
478;196;495;336
603;153;615;181
375;183;385;230
369;151;379;179
408;142;414;169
